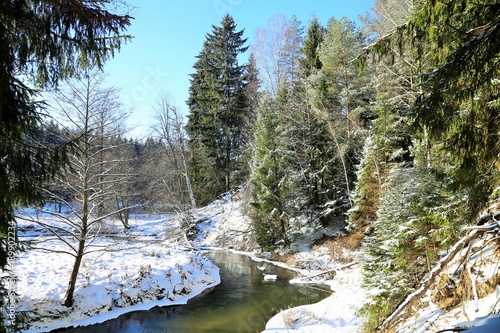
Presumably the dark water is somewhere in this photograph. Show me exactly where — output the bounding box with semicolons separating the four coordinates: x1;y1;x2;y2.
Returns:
55;251;330;333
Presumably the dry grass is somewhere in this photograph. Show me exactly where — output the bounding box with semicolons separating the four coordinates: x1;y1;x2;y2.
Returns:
311;232;363;264
281;308;300;328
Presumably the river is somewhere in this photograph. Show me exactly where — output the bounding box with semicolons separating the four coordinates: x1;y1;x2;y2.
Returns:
53;250;331;333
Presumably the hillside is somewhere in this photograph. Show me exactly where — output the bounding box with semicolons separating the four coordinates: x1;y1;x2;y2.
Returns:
186;190;500;333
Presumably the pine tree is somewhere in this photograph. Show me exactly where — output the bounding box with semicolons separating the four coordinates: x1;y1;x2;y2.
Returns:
186;14;249;205
313;17;371;215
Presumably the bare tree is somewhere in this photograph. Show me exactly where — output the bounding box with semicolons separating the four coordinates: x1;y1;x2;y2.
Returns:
251;14;304;95
152;94;196;210
17;70;139;307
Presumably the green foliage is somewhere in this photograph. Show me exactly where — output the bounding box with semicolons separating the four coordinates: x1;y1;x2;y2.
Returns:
0;2;130;329
363;0;500;221
409;0;500;219
249;15;377;250
360;166;468;330
354;2;500;327
249;95;289;249
186;14;249;205
300;15;325;75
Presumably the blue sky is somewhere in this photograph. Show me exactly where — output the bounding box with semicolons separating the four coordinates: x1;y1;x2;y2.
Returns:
104;0;374;138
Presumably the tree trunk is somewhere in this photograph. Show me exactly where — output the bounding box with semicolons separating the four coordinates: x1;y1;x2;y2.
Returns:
64;177;89;307
116;196;130;229
182;150;196;209
63;228;86;307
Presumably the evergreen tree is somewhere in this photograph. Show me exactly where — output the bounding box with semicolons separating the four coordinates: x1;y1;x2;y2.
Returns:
319;17;367;140
0;2;130;330
240;53;261;182
300;15;325;75
364;0;500;220
313;17;372;214
250;94;289;249
186;14;249;205
245;53;262;130
349;0;416;229
360;166;467;331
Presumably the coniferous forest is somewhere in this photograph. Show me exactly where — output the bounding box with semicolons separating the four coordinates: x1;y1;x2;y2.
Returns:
1;1;499;332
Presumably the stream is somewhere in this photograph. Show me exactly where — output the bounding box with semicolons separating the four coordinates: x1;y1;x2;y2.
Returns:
54;250;331;333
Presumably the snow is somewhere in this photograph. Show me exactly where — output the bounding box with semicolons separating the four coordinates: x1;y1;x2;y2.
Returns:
9;188;368;333
9;192;500;333
395;212;500;333
13;213;220;332
262;264;364;333
187;190;367;332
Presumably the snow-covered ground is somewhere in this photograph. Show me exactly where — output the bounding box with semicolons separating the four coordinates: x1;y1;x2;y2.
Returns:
395;219;500;333
261;264;364;333
9;190;500;333
192;191;500;333
13;214;220;332
10;188;366;333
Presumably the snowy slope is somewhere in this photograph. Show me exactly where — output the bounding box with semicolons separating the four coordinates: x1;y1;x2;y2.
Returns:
395;213;500;333
183;188;366;332
188;187;257;251
191;191;500;333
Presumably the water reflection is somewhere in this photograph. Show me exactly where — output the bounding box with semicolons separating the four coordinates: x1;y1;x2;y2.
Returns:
54;251;330;333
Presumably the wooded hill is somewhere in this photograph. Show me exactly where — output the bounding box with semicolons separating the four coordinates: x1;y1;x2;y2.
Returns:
1;1;499;332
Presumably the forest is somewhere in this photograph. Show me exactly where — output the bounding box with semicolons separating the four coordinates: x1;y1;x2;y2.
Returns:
1;0;499;332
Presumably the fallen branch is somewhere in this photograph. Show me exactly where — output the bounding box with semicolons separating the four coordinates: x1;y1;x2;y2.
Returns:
380;229;481;332
380;215;500;331
300;262;358;280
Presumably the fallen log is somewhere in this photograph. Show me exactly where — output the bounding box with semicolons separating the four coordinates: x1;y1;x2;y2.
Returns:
299;262;358;280
380;228;482;332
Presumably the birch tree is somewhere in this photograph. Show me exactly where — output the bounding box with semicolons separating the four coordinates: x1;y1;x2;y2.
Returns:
152;95;196;210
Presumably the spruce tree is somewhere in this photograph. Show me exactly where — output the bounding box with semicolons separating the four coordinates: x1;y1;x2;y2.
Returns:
250;94;289;249
363;0;500;220
0;2;130;330
186;14;249;205
300;15;325;75
360;167;467;331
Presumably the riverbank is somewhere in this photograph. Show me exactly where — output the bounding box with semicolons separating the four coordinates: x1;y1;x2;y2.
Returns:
186;190;366;332
15;214;220;332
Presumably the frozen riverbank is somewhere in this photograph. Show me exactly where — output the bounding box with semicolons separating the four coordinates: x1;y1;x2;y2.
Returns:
14;215;220;333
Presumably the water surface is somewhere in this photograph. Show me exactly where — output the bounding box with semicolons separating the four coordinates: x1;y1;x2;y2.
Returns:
55;251;330;333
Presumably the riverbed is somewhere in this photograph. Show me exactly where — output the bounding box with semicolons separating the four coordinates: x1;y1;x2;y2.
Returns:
53;251;331;333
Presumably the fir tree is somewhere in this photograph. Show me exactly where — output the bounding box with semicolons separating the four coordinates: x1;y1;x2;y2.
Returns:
186;14;249;205
250;94;289;249
0;2;130;330
300;15;325;75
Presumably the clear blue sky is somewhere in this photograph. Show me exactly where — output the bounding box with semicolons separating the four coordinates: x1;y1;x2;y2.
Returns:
104;0;374;139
